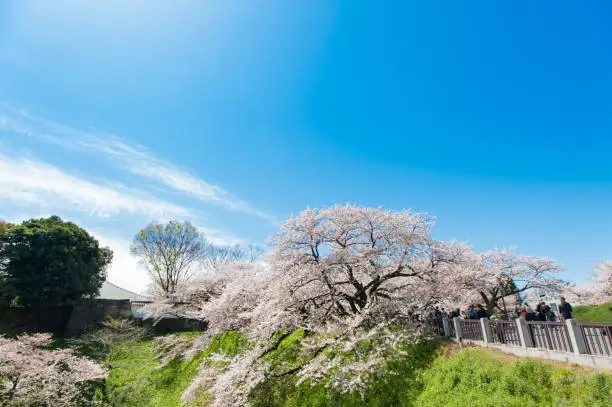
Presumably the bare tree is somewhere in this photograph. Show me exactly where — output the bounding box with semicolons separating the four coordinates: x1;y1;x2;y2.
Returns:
131;221;205;296
200;242;263;272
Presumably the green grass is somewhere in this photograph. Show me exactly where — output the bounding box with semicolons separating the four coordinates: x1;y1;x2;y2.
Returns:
248;330;441;407
102;332;205;407
101;331;248;407
95;330;611;407
415;348;611;407
249;336;611;407
574;302;612;322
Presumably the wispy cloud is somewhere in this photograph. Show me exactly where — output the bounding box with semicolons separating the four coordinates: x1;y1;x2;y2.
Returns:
0;154;193;219
0;103;281;225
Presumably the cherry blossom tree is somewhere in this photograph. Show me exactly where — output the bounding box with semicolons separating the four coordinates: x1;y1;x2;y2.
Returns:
465;249;565;316
177;206;483;405
200;243;264;272
595;260;612;298
138;205;566;406
0;333;107;406
132;219;262;302
569;260;612;305
268;205;475;325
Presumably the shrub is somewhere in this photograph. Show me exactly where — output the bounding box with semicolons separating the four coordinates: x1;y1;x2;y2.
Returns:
415;348;611;407
70;318;151;360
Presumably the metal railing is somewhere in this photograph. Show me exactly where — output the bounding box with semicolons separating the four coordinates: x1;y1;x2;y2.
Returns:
527;321;573;353
447;319;456;338
426;318;445;336
489;320;521;346
131;300;153;307
460;319;484;341
577;322;612;357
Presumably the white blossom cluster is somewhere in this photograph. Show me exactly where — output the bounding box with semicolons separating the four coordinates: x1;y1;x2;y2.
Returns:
0;333;107;407
153;334;199;366
142;204;567;405
296;322;425;394
567;260;612;305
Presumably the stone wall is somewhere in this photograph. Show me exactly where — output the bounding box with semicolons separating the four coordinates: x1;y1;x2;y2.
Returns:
0;307;73;336
63;299;132;336
144;317;208;334
0;299;205;337
0;299;132;337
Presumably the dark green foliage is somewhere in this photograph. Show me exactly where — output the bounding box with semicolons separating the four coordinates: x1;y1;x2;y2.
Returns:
574;302;612;322
205;330;249;356
0;216;112;307
500;274;518;297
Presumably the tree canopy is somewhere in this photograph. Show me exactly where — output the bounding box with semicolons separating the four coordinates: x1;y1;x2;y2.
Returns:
0;216;112;307
137;204;569;405
131;220;261;297
131;221;205;296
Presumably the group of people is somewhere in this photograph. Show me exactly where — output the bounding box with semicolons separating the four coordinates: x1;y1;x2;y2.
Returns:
515;302;556;321
432;297;574;322
514;297;573;322
433;304;490;320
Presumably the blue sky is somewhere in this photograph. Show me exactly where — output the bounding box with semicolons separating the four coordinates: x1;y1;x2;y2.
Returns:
1;1;611;292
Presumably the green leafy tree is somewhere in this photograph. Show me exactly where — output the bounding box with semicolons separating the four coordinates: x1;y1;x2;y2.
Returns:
0;216;112;307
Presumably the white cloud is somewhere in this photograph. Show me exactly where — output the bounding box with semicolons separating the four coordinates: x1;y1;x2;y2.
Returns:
0;103;281;225
0;154;193;219
93;234;150;294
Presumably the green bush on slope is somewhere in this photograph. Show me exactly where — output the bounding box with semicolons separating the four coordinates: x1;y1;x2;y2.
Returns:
415;348;611;407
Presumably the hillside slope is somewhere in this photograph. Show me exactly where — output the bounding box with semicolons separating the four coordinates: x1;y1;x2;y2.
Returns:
99;331;611;407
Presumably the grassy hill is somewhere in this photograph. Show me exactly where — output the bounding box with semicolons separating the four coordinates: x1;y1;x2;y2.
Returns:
95;331;611;407
573;302;612;323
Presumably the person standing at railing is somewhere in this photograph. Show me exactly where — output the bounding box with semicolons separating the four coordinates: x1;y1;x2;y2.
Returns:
516;304;526;319
544;305;556;322
559;297;573;320
536;301;555;322
467;305;478;319
476;304;488;319
522;303;536;321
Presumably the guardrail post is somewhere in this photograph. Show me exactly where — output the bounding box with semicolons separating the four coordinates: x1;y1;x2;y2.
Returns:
453;317;462;340
480;317;493;344
565;319;588;355
516;318;533;348
442;317;451;337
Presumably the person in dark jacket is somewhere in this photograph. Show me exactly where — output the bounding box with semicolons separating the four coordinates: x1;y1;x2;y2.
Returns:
544;304;556;321
466;305;477;319
476;304;488;319
558;297;573;320
536;302;547;321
